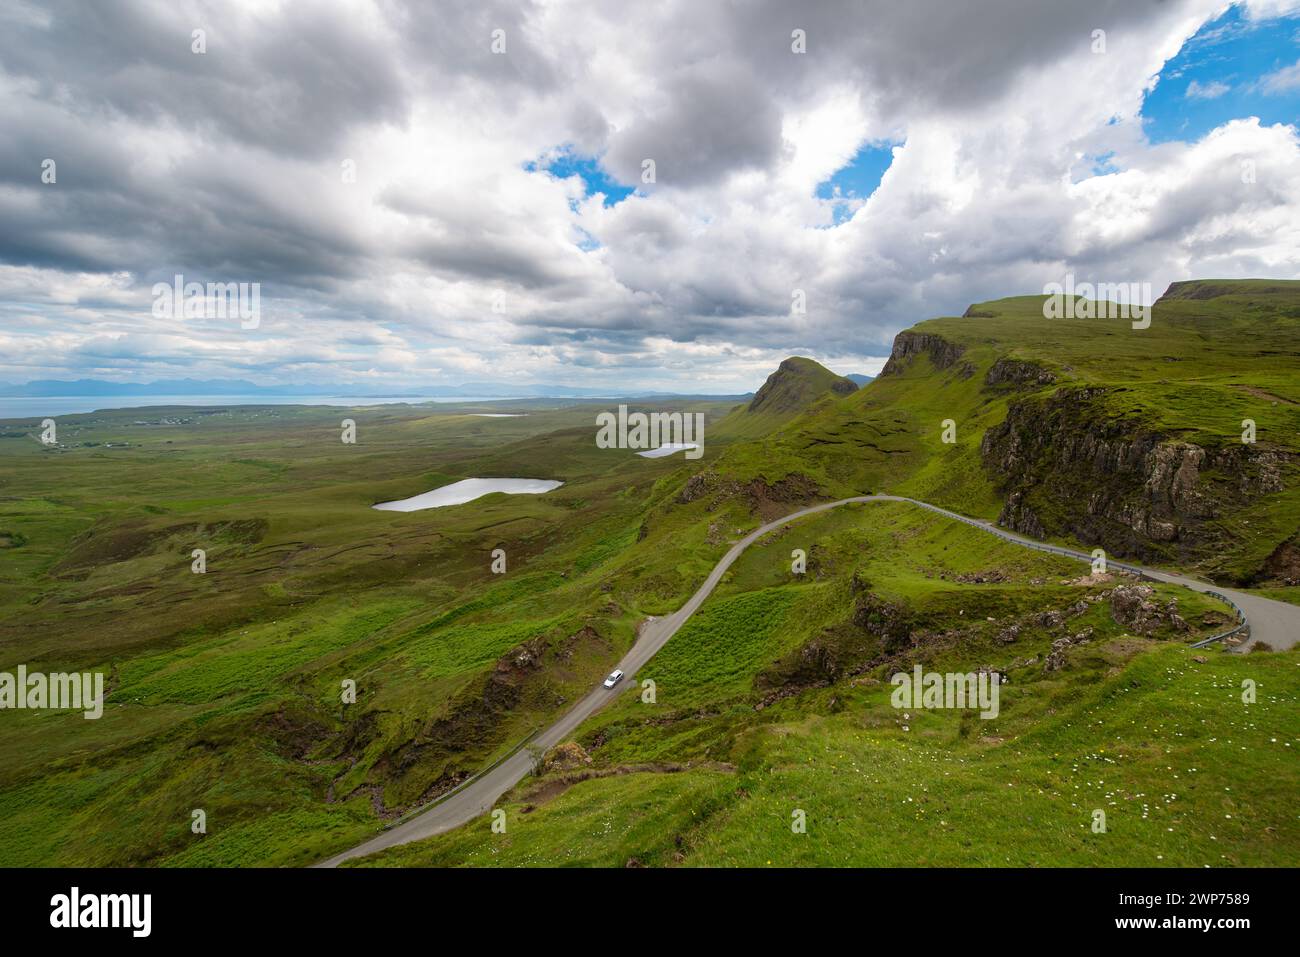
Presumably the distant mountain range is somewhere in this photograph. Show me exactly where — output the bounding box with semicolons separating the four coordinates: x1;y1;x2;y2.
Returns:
0;375;875;399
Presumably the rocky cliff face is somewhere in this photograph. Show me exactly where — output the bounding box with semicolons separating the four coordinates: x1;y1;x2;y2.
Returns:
984;357;1056;388
998;489;1046;539
1261;536;1300;585
879;330;966;376
981;385;1289;568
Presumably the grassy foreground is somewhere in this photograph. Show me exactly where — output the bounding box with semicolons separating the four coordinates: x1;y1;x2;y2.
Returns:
350;501;1298;867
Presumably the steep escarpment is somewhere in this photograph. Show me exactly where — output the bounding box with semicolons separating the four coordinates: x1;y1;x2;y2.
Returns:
980;386;1291;570
703;281;1300;583
878;330;967;376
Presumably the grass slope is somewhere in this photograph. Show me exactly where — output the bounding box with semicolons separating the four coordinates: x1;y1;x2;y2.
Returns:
0;398;741;865
712;356;858;441
351;500;1296;868
708;281;1300;586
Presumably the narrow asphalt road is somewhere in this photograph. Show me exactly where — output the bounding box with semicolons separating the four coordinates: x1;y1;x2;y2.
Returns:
317;494;1296;867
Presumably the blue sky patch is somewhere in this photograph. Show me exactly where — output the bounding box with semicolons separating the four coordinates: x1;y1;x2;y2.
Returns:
816;141;898;225
1089;151;1120;176
1141;3;1300;144
1072;149;1122;183
525;147;634;207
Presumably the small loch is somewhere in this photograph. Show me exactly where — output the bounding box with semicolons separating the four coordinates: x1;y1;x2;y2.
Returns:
637;443;700;458
373;478;563;512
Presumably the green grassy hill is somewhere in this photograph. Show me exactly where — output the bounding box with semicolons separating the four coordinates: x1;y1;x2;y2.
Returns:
2;279;1297;868
711;356;858;440
351;499;1298;868
702;281;1300;590
344;280;1300;869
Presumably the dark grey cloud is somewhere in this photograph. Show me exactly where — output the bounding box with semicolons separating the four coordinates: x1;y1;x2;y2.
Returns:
384;0;561;93
1;0;410;159
604;59;784;188
0;0;1295;392
726;0;1190;112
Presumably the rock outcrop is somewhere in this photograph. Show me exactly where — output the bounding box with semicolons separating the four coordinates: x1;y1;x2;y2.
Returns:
981;385;1290;565
954;569;1009;584
997;489;1047;539
879;331;966;376
675;468;821;516
1109;584;1188;634
985;357;1056;388
1043;627;1095;672
851;591;914;652
543;741;593;771
1261;535;1300;585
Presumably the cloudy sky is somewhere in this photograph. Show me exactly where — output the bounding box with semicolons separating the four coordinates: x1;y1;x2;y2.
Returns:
2;0;1299;393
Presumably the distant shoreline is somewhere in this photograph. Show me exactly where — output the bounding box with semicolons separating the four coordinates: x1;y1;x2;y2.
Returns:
0;395;510;419
0;393;751;420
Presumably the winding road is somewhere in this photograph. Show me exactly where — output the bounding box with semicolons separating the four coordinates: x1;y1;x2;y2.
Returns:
317;494;1297;867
